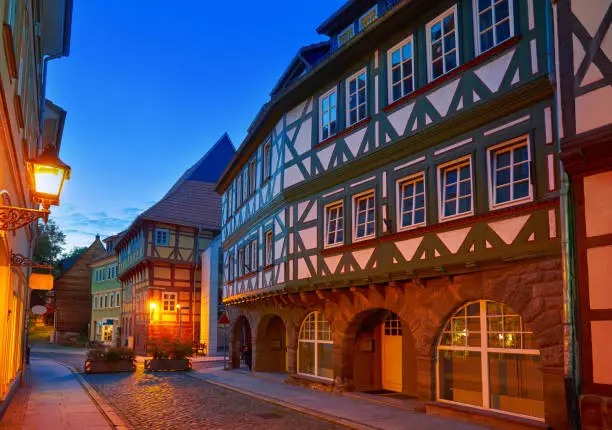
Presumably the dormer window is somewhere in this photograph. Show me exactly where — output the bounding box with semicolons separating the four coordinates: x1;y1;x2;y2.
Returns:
338;25;354;47
359;6;378;31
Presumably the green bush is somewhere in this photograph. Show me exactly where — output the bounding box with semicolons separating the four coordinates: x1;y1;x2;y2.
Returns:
87;347;135;362
146;338;193;360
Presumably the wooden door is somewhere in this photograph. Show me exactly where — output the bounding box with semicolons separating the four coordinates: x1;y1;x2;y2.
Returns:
381;313;403;392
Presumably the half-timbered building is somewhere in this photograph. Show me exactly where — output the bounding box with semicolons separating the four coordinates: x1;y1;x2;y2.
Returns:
553;1;612;429
117;135;235;354
218;1;569;428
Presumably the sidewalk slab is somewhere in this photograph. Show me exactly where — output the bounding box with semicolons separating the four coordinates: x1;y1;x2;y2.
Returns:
191;368;488;430
0;358;112;430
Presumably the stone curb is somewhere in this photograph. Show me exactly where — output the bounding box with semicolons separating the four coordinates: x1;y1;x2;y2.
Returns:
54;361;133;430
186;372;378;430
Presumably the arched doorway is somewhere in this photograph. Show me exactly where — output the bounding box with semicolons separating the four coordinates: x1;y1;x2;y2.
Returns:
231;315;252;369
436;300;544;419
345;308;416;395
256;315;286;372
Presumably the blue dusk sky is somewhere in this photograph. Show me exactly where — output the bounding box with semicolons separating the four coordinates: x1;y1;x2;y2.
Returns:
46;0;345;252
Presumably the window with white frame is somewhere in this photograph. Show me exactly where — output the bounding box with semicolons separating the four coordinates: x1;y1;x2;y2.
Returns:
298;312;334;380
474;0;514;54
388;36;415;103
397;173;426;230
250;239;258;273
110;294;115;308
319;88;338;141
437;300;543;419
242;169;249;202
338;25;354;47
104;295;108;308
237;248;244;277
94;296;98;309
228;254;235;281
353;191;376;241
249;159;256;195
264;229;273;267
116;292;120;307
324;201;344;247
439;157;473;220
427;6;459;81
244;244;251;274
346;69;367;126
155;228;169;246
236;177;243;208
263;141;271;181
488;137;531;208
163;293;177;312
359;5;378;30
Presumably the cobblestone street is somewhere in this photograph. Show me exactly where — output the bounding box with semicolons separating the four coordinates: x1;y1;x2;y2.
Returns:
30;352;344;430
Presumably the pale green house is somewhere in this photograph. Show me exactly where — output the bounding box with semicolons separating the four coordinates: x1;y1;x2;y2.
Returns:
88;234;122;345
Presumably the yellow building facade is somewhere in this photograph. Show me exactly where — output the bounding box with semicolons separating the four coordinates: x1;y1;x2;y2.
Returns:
0;0;72;415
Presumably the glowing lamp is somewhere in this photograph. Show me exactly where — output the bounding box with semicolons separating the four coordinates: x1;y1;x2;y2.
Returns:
150;303;157;310
28;146;71;208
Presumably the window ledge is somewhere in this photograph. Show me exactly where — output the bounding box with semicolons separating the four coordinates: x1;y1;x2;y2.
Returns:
235;272;256;283
262;264;274;272
321;237;378;256
384;35;522;114
425;401;546;430
314;117;372;150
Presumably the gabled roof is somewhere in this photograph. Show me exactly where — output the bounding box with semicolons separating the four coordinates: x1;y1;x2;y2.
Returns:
57;236;106;277
270;42;331;97
135;134;236;231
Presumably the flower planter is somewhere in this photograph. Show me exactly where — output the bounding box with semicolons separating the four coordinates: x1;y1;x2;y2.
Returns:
144;359;192;372
85;360;136;374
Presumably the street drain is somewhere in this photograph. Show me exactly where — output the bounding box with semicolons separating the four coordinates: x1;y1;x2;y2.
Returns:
254;413;282;420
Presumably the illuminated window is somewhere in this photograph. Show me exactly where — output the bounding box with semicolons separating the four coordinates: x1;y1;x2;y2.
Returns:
346;69;367;126
338;25;354;47
397;173;426;230
319;87;338;141
388;36;415;102
155;228;169;246
353;190;376;241
488;136;532;209
475;0;514;54
439;156;473;221
163;293;177;312
324;201;344;248
298;312;333;380
264;229;273;267
437;301;544;419
359;6;378;30
427;6;459;81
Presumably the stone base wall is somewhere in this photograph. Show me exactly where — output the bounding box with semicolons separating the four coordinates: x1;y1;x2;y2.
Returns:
227;256;569;429
580;395;612;430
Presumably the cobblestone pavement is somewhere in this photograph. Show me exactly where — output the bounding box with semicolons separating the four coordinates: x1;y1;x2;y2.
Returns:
31;352;344;430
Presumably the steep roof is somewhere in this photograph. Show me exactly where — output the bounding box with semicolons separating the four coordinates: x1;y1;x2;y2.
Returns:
57;236;106;277
139;134;236;231
270;42;331;97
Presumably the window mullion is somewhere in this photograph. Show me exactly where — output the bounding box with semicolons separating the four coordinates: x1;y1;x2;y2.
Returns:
480;301;490;409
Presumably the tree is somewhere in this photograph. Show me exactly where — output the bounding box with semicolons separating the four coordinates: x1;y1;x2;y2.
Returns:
33;218;66;265
62;246;88;260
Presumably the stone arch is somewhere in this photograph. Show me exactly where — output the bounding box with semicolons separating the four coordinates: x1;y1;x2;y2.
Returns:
230;314;253;369
338;307;418;396
255;314;287;372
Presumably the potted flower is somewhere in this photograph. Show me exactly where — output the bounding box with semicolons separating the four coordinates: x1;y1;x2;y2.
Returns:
144;339;192;371
85;347;136;374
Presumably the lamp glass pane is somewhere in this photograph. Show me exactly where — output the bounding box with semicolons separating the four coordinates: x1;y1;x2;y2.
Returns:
34;164;64;196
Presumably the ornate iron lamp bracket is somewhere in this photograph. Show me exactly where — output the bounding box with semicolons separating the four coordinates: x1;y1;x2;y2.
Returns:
0;205;49;231
11;252;54;271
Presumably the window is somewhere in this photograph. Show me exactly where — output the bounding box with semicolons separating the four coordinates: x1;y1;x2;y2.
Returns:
437;301;544;419
388;36;415;103
353;191;376;241
104;295;108;308
359;6;378;30
244;244;251;274
397;173;426;230
163;293;177;312
242;169;249;202
439;157;473;221
264;230;273;267
488;137;532;208
385;313;402;336
94;296;98;309
250;239;258;273
427;6;459;81
319;88;338;141
325;201;344;248
228;254;235;281
237;249;244;277
249;159;256;195
236;177;243;208
116;292;120;307
155;228;169;246
110;294;115;308
263;141;272;181
298;312;333;380
338;25;354;47
346;69;367;126
475;0;514;54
